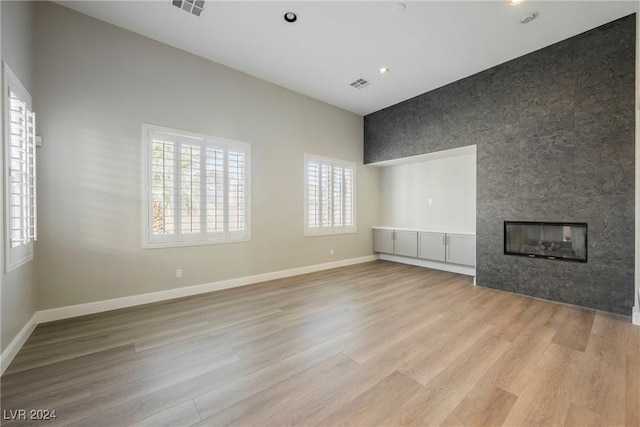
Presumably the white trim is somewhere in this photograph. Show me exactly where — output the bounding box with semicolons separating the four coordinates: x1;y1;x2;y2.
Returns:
379;253;476;277
0;312;37;375
37;255;378;324
3;62;35;273
304;153;357;237
367;144;476;168
633;307;640;326
0;255;377;375
304;229;357;237
141;236;251;250
141;123;252;249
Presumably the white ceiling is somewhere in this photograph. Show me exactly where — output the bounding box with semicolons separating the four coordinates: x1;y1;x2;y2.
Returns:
58;1;637;116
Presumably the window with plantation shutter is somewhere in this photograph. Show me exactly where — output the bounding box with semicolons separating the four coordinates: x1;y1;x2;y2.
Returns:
3;63;37;272
142;125;251;248
304;154;356;236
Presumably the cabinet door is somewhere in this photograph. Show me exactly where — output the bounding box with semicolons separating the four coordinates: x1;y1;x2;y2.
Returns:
394;231;418;258
418;232;446;262
373;229;394;254
446;234;476;266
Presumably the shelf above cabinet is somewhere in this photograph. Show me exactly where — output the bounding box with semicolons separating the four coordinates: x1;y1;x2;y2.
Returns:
373;226;475;236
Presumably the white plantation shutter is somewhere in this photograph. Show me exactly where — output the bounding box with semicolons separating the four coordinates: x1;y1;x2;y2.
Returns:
304;154;356;236
332;166;343;227
143;125;250;248
344;168;354;227
321;164;332;227
306;161;320;229
25;110;37;242
205;146;225;234
9;92;27;248
8;93;37;247
179;139;202;240
4;64;37;272
227;150;246;235
150;132;176;240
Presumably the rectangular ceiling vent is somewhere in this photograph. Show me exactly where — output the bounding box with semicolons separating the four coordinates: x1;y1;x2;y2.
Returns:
350;78;371;89
172;0;205;17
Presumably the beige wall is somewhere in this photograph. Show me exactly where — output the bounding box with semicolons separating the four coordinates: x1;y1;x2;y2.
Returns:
1;0;37;353
1;1;32;94
34;2;378;310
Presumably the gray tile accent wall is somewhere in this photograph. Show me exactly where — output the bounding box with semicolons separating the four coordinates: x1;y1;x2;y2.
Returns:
364;15;636;315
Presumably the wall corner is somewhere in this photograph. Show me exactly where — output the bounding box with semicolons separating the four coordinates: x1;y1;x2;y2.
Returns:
635;9;640;325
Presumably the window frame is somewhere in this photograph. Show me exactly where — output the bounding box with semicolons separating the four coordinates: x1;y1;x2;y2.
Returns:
141;124;251;249
3;62;36;273
304;153;356;237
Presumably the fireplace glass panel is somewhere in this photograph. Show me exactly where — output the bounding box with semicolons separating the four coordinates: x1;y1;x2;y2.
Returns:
504;221;587;262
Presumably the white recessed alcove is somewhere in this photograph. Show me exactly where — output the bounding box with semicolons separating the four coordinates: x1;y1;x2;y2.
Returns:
371;145;476;235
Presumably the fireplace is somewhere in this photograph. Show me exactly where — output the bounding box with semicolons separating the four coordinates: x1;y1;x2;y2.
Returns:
504;221;587;263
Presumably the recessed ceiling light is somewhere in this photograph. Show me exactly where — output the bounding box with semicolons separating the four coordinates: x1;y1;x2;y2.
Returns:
379;67;390;75
284;12;297;23
519;12;538;24
508;0;524;5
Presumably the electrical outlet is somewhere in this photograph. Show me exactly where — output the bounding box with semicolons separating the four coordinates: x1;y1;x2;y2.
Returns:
330;249;334;256
176;269;182;278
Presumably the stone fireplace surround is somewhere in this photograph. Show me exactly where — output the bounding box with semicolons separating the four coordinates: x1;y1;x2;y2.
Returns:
364;15;636;315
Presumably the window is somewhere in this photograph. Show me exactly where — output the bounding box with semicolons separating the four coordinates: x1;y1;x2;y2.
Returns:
142;125;250;248
304;154;356;236
3;63;37;272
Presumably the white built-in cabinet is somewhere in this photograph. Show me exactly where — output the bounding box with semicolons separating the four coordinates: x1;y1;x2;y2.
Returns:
372;229;418;257
373;228;476;267
445;234;476;266
372;229;394;254
418;232;446;262
395;231;419;258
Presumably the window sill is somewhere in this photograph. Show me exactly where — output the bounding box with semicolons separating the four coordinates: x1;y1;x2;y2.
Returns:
5;254;34;273
142;236;251;249
304;229;357;237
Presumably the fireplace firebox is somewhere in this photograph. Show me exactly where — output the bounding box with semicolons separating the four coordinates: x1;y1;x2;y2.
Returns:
504;221;587;263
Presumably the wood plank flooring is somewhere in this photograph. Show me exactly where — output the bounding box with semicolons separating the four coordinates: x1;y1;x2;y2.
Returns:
1;260;639;426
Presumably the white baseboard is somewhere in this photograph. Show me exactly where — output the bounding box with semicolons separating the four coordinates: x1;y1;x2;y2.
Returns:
633;307;640;326
1;312;38;375
379;253;476;277
1;255;378;375
34;255;377;325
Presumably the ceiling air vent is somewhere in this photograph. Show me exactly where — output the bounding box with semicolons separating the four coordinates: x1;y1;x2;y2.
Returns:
350;78;371;89
172;0;205;16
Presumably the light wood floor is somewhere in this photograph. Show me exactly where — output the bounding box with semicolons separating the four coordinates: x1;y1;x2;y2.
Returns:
2;261;639;427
